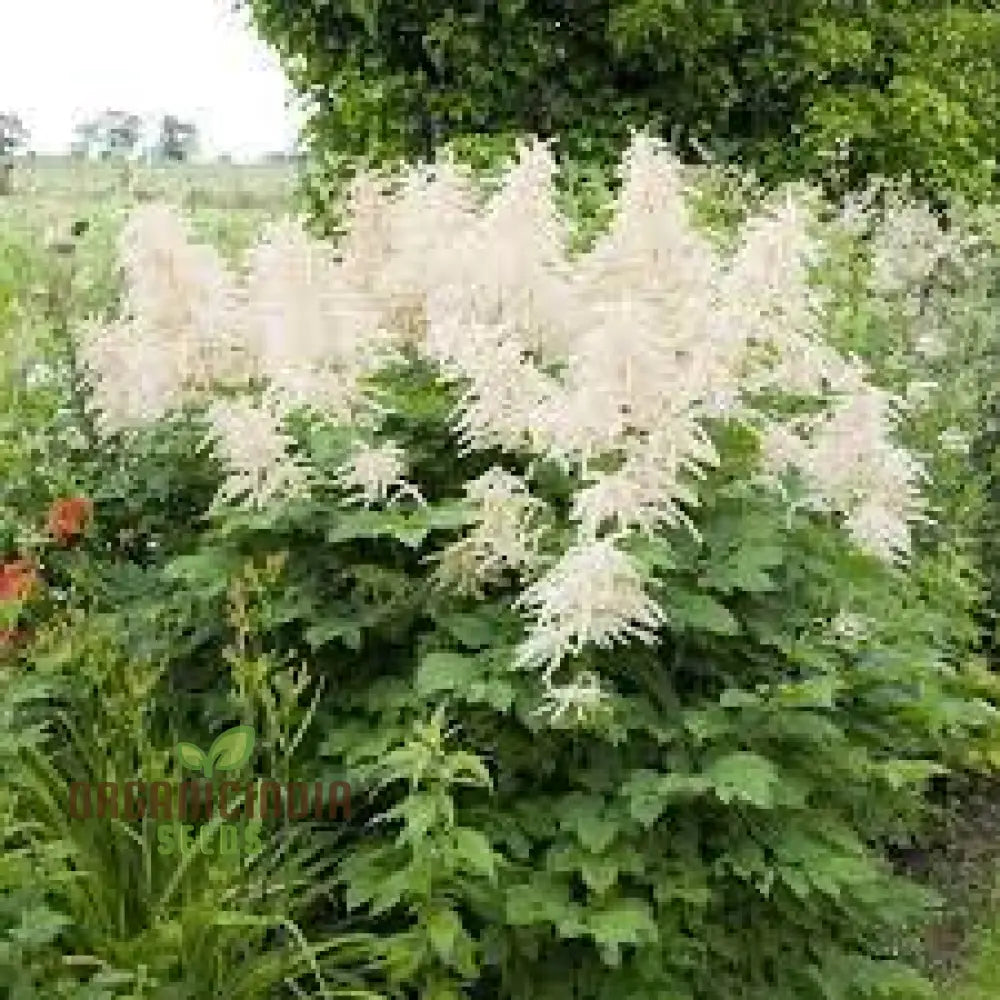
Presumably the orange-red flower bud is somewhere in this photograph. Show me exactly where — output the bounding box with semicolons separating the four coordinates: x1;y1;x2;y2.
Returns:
47;497;93;545
0;559;37;602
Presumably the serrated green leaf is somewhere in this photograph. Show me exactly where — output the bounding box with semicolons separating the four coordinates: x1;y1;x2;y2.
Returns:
622;770;710;827
425;907;465;963
579;856;621;895
700;542;784;593
704;752;782;808
663;592;741;635
565;810;619;854
582;899;658;964
505;879;578;926
451;826;498;880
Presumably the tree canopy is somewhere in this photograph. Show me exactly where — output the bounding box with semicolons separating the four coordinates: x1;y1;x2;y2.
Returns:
244;0;1000;219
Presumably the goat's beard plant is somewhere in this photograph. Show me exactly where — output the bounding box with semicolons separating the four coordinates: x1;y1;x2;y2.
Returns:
78;133;924;718
67;133;996;999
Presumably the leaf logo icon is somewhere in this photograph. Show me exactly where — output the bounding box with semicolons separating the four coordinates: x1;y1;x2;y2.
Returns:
176;725;255;779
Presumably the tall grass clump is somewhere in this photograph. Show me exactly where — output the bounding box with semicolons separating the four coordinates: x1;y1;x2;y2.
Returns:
1;131;998;999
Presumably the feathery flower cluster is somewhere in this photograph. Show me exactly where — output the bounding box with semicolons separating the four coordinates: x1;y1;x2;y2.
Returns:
203;395;310;511
334;441;423;508
432;467;547;596
855;185;977;362
514;538;666;683
760;383;926;561
77;133;927;719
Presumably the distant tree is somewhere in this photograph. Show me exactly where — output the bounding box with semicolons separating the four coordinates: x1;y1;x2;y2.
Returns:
158;115;198;162
73;111;142;159
104;111;142;157
0;113;28;157
70;120;99;159
0;112;29;194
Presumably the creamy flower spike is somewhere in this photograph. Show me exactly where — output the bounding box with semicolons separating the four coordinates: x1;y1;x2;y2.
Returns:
203;396;310;510
514;538;666;683
432;467;547;595
334;441;422;508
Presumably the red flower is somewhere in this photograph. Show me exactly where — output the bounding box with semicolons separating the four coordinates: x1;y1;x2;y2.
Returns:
47;497;93;545
0;559;37;602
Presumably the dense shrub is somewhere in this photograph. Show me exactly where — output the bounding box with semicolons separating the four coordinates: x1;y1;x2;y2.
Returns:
243;0;1000;226
2;135;1000;999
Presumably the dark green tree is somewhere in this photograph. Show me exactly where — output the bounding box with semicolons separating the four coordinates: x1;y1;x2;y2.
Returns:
243;0;1000;224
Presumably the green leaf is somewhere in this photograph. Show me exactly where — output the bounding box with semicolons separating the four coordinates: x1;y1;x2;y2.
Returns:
622;770;711;827
389;790;449;842
561;805;619;854
625;534;677;573
468;676;517;712
207;725;256;775
579;856;621;896
327;502;472;549
162;551;236;596
304;617;364;651
425;907;465;963
700;542;784;593
451;827;498;880
581;899;658;965
704;752;783;808
7;905;71;946
415;651;476;696
505;879;580;926
435;611;498;649
663;591;741;635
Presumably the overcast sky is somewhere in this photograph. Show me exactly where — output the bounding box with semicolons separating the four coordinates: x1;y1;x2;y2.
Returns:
1;0;302;159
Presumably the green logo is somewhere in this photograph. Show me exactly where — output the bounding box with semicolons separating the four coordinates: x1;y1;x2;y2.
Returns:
176;724;255;779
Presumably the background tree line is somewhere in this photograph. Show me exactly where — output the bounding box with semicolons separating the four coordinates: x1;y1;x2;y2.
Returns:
0;109;201;167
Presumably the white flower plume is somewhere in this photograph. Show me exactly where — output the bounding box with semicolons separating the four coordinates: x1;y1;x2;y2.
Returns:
334;440;423;507
514;538;665;682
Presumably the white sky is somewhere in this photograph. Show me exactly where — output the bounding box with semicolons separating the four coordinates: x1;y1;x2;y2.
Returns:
1;0;303;160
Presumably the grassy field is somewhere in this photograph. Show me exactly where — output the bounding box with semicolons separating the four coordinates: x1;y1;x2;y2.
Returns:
7;155;295;207
0;157;296;265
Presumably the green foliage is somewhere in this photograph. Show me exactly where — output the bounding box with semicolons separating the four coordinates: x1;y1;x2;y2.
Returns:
0;612;387;998
243;0;1000;228
3;155;1000;999
6;336;988;998
945;894;1000;999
